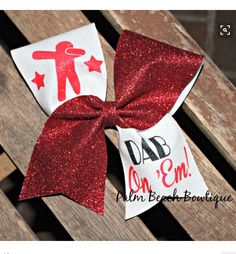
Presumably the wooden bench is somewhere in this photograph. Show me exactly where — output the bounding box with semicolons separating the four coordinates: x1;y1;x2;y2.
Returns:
0;10;235;240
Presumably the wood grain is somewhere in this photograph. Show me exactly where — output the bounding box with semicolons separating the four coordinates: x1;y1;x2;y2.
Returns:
0;189;38;240
0;12;155;240
102;10;236;170
3;10;236;240
0;153;16;181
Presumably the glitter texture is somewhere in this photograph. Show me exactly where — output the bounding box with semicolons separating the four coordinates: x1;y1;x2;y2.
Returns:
19;30;203;215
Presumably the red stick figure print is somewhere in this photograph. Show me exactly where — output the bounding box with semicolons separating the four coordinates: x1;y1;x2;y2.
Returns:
32;41;86;101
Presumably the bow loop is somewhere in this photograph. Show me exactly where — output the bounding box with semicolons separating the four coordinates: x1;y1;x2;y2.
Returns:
114;30;203;119
51;96;123;128
52;95;103;120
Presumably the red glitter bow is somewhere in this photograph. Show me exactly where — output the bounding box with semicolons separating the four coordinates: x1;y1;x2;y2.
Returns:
19;30;203;214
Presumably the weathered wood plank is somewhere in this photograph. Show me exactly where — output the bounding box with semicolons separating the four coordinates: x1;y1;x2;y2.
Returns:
0;152;16;181
102;10;236;170
4;10;236;240
0;189;38;240
0;12;155;240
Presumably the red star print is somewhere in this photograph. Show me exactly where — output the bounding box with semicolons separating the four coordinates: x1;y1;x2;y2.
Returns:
84;56;103;73
31;72;45;90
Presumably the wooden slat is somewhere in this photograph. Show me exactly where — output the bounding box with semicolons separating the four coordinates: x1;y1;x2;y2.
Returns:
102;10;236;170
0;189;38;240
0;152;16;181
4;10;236;240
0;12;155;241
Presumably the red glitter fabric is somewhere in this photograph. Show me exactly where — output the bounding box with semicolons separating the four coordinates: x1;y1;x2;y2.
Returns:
19;30;203;214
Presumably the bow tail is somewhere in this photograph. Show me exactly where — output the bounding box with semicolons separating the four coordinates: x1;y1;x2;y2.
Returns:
19;116;108;215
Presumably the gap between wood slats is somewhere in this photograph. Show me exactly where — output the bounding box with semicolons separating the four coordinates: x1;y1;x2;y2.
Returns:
0;189;38;240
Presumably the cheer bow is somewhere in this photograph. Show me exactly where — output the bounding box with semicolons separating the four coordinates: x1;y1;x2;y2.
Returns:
11;24;209;218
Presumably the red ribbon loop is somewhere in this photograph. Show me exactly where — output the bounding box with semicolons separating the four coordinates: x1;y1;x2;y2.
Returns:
19;30;203;214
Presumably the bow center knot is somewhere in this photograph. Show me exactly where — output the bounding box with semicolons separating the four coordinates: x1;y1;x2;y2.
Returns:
102;101;119;127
